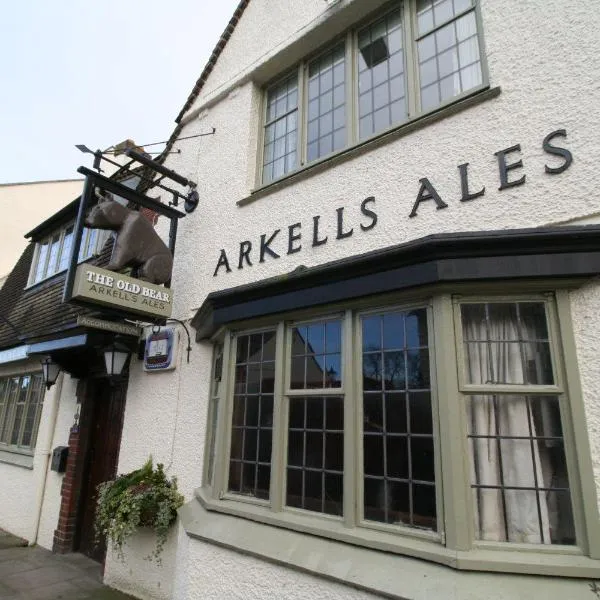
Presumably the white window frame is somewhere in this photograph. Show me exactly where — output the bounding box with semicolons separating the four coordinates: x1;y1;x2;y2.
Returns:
27;224;108;287
258;0;488;186
202;288;600;577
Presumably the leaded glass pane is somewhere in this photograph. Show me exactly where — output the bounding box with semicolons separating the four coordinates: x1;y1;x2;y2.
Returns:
290;320;342;389
358;8;407;139
286;395;344;516
306;43;346;161
263;74;298;184
467;394;575;545
362;308;436;530
461;302;554;386
417;2;482;111
229;331;275;499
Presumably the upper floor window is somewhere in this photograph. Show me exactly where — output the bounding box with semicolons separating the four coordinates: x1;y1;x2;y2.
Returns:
0;373;44;451
28;224;103;286
261;0;485;184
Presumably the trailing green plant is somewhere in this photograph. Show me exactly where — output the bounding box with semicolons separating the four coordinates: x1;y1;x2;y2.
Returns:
94;457;184;562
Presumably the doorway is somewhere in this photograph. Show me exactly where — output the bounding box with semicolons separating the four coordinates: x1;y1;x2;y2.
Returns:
75;378;128;562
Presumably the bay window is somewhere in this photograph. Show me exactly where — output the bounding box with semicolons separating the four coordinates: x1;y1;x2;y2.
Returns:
203;290;596;575
260;0;486;184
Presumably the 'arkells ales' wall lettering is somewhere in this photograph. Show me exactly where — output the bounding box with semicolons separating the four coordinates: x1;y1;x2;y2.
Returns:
214;129;572;276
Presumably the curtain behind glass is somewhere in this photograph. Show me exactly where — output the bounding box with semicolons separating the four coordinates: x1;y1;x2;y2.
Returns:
462;303;574;545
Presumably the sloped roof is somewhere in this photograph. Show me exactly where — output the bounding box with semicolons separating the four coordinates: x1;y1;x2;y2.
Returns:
0;240;114;350
175;0;251;124
155;1;251;165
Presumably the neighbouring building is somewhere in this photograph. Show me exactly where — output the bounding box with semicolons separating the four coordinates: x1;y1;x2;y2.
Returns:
2;1;600;599
0;179;84;281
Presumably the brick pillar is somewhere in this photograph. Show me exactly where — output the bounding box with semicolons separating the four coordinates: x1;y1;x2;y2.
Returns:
52;380;90;554
52;426;82;553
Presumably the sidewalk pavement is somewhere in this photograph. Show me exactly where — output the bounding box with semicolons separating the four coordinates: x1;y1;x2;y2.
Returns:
0;529;135;600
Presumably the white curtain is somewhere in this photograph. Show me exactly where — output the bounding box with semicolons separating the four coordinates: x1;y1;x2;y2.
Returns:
464;308;553;544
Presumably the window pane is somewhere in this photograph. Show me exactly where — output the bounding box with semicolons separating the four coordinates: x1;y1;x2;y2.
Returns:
468;394;575;545
228;331;275;498
290;320;342;389
33;242;49;283
361;308;436;530
287;396;344;516
0;378;19;444
46;234;61;277
357;8;406;139
20;374;43;449
263;74;298;183
418;5;481;111
306;43;346;162
461;302;554;385
58;227;74;272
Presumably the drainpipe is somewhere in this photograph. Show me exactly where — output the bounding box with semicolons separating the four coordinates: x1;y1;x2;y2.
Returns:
30;372;64;546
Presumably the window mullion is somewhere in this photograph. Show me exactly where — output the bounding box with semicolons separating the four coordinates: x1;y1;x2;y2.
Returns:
270;322;287;512
298;63;306;168
404;0;419;118
342;309;356;528
213;332;233;499
347;30;356;146
435;294;472;550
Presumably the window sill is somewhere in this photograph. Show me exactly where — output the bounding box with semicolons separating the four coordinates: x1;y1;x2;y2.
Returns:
0;448;34;470
238;86;501;208
181;488;600;594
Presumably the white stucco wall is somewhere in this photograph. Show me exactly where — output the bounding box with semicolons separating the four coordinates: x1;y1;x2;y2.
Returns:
104;0;600;598
36;375;80;550
0;360;67;543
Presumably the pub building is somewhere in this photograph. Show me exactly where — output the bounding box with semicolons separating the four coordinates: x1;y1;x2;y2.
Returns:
2;1;600;599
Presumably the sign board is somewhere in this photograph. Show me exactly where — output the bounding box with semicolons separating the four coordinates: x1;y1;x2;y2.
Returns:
72;264;173;319
76;315;141;337
143;327;178;371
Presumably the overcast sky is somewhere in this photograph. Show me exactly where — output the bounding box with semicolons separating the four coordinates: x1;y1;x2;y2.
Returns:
0;0;240;184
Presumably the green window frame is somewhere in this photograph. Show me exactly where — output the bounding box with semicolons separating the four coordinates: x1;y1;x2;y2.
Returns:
202;288;600;577
259;0;487;185
0;373;45;451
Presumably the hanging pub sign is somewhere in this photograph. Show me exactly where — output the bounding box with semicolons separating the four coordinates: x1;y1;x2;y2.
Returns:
72;267;173;318
63;157;193;322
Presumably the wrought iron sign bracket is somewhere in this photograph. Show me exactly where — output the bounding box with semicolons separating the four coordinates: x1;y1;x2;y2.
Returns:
62;167;185;306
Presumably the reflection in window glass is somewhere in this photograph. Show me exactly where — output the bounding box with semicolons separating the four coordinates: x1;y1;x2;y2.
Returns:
287;395;344;516
290;320;342;389
263;74;298;184
228;331;276;499
361;308;436;530
307;43;346;162
416;0;482;110
357;8;406;139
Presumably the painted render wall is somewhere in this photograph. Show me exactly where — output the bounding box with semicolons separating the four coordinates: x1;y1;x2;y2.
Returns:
104;0;600;598
0;179;83;280
0;361;69;544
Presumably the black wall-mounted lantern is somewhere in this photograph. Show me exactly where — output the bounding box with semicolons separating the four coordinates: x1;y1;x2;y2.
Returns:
41;357;61;390
103;339;131;377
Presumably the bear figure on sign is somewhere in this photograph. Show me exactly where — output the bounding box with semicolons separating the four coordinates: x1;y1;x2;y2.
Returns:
85;191;173;285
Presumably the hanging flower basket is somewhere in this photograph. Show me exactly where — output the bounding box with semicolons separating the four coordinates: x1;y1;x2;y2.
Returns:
94;458;184;562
